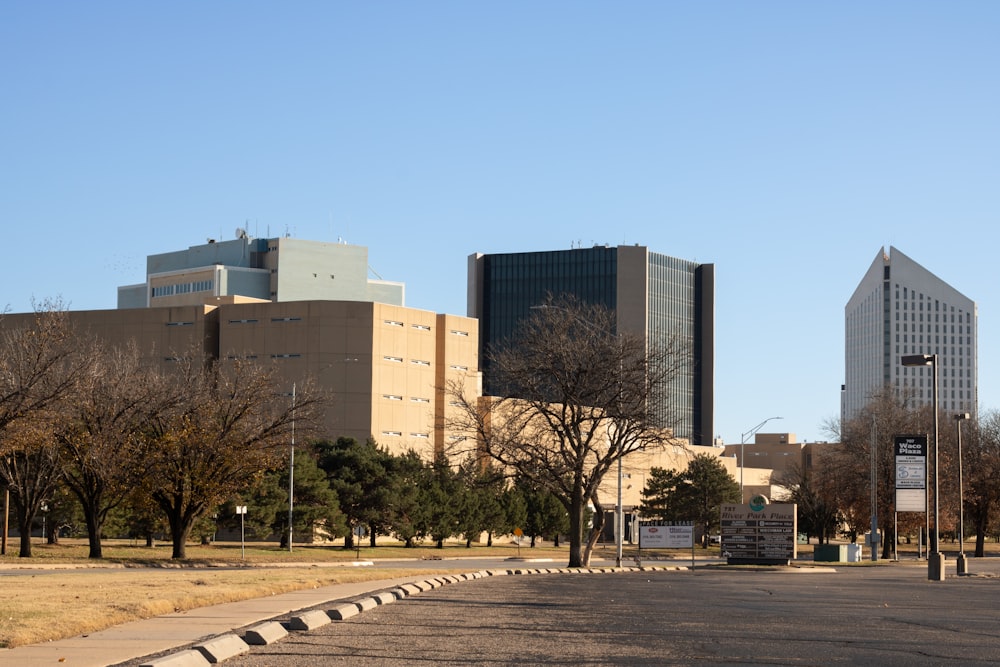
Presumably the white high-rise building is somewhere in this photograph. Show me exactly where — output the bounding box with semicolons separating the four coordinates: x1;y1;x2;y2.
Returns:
844;246;977;422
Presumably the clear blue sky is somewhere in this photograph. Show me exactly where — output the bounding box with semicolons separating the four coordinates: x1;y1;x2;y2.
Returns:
3;2;998;445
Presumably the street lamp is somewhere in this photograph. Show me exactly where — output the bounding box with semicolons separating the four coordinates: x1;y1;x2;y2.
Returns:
901;353;943;581
955;412;971;575
740;417;782;502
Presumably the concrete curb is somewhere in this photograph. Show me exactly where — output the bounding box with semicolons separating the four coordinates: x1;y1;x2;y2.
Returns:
148;565;680;665
139;649;212;667
194;634;251;662
243;621;288;645
288;609;331;631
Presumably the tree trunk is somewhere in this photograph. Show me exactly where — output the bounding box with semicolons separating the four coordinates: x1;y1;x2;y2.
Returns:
567;491;586;568
157;499;195;559
974;515;987;557
169;518;191;559
14;506;36;558
84;507;104;559
584;499;605;566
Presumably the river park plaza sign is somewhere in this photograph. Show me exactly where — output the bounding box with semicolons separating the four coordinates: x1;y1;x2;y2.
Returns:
720;498;798;565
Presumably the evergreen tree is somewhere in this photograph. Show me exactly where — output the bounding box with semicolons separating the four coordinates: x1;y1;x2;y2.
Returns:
455;457;506;547
641;454;740;546
316;437;393;548
424;453;461;548
386;450;428;547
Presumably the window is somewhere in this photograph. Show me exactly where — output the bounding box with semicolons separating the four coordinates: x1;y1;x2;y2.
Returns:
450;330;469;337
411;397;430;403
229;319;259;324
411;359;431;366
383;356;403;363
166;321;194;327
271;317;302;323
270;353;302;359
450;364;469;371
382;394;403;401
384;320;404;327
411;324;431;331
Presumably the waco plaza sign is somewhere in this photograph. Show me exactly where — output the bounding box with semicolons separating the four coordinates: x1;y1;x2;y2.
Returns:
720;496;797;565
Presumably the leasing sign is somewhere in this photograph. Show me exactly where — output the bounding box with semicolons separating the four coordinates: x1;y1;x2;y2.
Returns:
639;520;693;549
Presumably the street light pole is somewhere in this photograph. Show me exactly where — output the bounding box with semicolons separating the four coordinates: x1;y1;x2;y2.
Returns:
955;412;971;575
901;354;943;581
739;417;782;502
288;383;296;553
616;454;623;568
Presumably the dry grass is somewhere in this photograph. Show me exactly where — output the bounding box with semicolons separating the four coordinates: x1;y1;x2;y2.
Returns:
0;538;574;648
0;566;458;648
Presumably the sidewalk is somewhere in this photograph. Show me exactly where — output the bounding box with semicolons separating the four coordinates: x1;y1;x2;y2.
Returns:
5;574;425;667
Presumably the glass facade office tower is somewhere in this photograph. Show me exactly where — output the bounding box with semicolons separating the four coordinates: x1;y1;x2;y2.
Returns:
844;246;977;422
468;245;715;445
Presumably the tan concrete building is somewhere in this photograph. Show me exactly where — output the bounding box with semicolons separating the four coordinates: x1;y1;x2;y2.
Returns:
5;300;480;460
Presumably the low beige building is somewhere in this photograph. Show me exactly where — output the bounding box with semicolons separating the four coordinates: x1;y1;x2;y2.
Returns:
723;433;839;502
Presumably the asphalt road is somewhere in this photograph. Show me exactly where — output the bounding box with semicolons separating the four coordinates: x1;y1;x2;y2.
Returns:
211;564;1000;667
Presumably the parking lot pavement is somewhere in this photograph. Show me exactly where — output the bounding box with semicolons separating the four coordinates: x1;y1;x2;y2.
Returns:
182;564;1000;667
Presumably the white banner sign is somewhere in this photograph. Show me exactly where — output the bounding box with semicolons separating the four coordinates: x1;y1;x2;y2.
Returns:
640;521;693;548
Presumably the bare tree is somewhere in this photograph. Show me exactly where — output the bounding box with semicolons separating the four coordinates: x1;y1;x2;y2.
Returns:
963;411;1000;556
0;306;92;557
0;419;63;557
56;341;176;559
836;387;932;556
141;355;322;559
448;296;690;568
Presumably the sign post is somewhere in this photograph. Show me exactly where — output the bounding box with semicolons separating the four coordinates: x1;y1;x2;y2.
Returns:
235;505;247;560
894;435;928;560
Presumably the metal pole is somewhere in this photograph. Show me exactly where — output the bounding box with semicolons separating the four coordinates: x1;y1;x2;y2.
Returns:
288;383;295;553
956;413;970;575
615;454;623;568
740;438;744;502
929;355;944;580
870;416;878;561
739;417;782;503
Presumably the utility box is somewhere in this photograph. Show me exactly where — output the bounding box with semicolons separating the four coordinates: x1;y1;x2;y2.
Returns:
813;544;864;562
813;544;847;562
